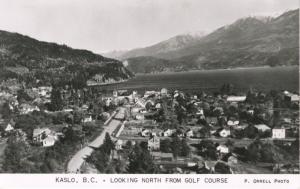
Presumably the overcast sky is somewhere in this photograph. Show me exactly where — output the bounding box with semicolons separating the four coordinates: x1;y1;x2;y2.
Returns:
0;0;298;53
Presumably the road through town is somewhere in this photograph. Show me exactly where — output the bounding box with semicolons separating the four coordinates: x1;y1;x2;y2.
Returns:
67;108;125;173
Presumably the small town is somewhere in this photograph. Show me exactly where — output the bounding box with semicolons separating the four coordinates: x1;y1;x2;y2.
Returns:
0;78;299;174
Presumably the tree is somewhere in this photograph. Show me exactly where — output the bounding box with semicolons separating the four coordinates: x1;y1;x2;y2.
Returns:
17;89;32;103
0;102;12;119
127;144;156;173
171;136;181;158
3;135;30;172
247;139;262;163
180;139;190;157
215;162;231;173
102;133;115;155
87;148;109;172
197;140;217;160
50;87;63;111
160;139;172;153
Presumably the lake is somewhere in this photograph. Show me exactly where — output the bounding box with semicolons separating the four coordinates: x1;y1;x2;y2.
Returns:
97;66;299;93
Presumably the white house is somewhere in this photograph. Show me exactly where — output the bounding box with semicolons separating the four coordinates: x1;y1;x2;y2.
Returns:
155;103;162;109
148;136;160;151
185;130;194;138
33;128;52;143
5;123;14;132
42;136;56;147
115;139;123;150
227;120;239;126
141;129;151;137
227;96;247;102
272;128;286;139
83;115;93;123
217;145;229;154
135;114;145;120
219;129;231;138
254;124;271;132
160;88;168;96
162;129;175;137
19;104;40;114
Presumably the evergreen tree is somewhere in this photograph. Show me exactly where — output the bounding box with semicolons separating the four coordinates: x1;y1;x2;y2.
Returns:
127;144;156;173
180;139;190;157
50;87;63;111
102;133;115;155
171;136;181;158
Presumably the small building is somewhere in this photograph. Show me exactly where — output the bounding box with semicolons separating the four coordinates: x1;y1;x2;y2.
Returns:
254;124;271;132
226;96;246;102
185;129;194;138
216;145;229;154
227;120;239;126
272;128;286;139
115;139;123;150
155;103;162;109
219;128;231;138
33;128;51;143
42;136;56;147
19;104;40;114
135;114;145;120
141;129;151;137
148;135;160;151
162;129;175;137
4;123;14;132
150;152;173;161
160;88;168;96
83;115;93;123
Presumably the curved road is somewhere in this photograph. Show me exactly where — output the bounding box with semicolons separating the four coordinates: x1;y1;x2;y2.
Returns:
67;108;125;173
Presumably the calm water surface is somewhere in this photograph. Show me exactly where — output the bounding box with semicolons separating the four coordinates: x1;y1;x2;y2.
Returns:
98;66;299;93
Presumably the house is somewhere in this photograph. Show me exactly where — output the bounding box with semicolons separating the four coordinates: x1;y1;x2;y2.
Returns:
227;120;239;126
42;136;56;147
5;123;14;132
33;128;51;143
115;139;123;150
151;129;163;137
160;88;168;96
141;129;151;137
272;128;286;139
219;128;231;138
185;129;194;138
162;129;175;137
150;151;173;161
148;135;160;151
144;91;158;98
283;91;299;103
135;114;145;120
226;96;246;102
228;155;238;164
254;124;271;132
155;103;162;109
216;145;229;154
19;103;40;114
206;117;218;126
196;108;204;116
83;115;93;123
113;90;118;97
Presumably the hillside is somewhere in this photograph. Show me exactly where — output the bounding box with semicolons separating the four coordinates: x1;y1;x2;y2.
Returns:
0;30;133;87
117;9;299;73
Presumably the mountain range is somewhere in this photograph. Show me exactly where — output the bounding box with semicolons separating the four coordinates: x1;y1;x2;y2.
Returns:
105;9;299;74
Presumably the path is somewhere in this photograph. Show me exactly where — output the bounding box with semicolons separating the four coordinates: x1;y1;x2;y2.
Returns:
67;108;125;173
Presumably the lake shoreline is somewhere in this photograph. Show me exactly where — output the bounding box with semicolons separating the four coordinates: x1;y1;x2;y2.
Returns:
133;65;299;76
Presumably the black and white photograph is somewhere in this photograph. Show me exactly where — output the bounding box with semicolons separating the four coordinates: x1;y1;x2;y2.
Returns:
0;0;299;177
